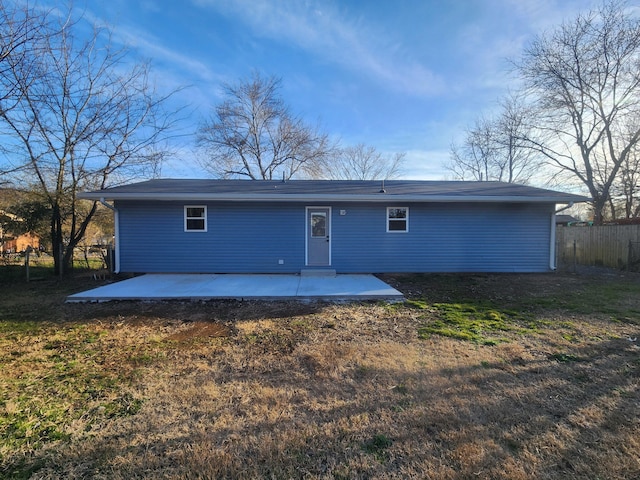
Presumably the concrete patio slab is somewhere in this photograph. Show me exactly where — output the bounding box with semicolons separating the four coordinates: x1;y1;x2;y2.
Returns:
66;273;404;302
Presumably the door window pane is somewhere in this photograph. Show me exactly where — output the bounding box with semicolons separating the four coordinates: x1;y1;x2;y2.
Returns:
311;213;326;237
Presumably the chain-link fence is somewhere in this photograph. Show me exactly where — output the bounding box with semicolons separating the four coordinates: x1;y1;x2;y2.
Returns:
2;245;113;274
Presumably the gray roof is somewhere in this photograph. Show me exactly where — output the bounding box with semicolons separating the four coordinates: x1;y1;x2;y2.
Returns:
80;179;589;203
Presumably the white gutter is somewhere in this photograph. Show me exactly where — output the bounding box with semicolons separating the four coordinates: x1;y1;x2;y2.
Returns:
550;210;556;271
555;201;575;213
99;198;120;274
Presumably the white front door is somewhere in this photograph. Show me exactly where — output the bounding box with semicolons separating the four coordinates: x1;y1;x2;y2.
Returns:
306;207;331;266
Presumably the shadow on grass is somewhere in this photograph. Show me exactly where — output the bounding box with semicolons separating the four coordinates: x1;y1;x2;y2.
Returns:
10;331;638;479
0;267;328;326
386;272;640;325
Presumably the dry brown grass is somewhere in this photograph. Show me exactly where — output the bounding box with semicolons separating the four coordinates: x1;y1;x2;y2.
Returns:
1;271;640;479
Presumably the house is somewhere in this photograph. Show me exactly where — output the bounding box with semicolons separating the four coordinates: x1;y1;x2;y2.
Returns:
0;210;41;254
79;179;588;274
2;232;40;254
555;214;580;226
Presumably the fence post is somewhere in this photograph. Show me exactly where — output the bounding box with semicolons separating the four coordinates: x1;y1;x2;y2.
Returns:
24;247;31;282
573;240;577;273
629;240;633;272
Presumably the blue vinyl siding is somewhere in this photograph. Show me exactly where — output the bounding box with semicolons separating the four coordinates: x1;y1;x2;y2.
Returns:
116;200;553;273
117;201;305;273
332;202;551;272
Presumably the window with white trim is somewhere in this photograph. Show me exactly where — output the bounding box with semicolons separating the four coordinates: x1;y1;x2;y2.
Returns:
387;207;408;232
184;206;207;232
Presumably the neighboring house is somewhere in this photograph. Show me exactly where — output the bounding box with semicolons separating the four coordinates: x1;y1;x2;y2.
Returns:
80;179;588;274
0;210;41;254
2;232;40;254
555;214;580;226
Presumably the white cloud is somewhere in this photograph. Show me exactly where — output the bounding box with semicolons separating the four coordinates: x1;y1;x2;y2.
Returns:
497;0;598;31
79;6;229;119
191;0;446;97
401;149;450;180
110;25;222;86
140;1;163;14
69;3;226;95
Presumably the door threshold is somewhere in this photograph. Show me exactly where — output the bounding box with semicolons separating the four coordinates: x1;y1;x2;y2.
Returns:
300;269;337;277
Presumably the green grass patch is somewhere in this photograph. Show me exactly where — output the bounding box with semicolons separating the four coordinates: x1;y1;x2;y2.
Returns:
0;322;148;461
362;434;393;463
403;299;430;310
0;320;44;336
417;302;538;345
0;264;56;283
400;273;640;325
101;393;144;418
549;352;583;363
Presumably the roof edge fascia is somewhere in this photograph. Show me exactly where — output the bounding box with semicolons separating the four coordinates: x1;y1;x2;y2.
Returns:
79;192;589;203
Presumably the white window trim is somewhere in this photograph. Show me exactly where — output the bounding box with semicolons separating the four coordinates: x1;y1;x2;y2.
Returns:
386;206;409;233
184;205;207;232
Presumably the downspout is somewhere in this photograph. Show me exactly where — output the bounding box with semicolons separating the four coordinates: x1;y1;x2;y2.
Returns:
549;202;573;271
99;198;120;274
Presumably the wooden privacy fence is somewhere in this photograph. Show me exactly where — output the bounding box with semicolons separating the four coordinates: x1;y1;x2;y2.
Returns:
556;224;640;271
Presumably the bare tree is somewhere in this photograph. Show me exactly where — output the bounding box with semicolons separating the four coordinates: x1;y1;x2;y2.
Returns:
0;2;50;181
612;131;640;218
494;94;540;183
447;116;497;181
516;0;640;223
317;143;405;180
0;7;177;274
198;72;332;180
447;94;540;183
0;2;45;94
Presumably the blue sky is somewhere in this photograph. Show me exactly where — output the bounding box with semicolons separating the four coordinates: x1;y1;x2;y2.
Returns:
53;0;599;179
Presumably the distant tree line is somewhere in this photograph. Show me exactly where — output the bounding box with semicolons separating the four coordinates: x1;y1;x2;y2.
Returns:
447;0;640;224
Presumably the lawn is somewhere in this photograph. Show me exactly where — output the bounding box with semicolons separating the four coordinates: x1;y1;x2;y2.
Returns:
1;269;639;479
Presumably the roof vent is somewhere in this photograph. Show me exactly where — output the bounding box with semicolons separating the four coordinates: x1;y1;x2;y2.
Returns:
379;179;386;193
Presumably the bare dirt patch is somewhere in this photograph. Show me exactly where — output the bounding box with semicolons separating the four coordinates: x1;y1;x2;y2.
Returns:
1;271;639;479
165;322;230;342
